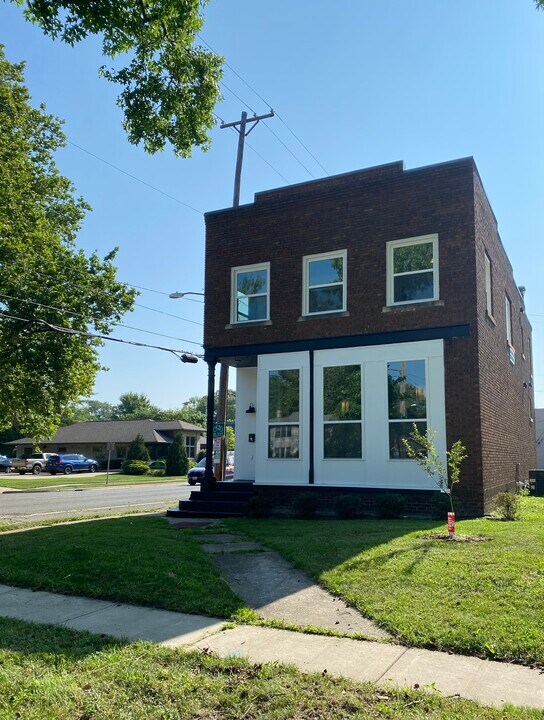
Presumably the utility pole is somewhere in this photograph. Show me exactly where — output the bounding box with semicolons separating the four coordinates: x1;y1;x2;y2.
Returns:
213;110;275;480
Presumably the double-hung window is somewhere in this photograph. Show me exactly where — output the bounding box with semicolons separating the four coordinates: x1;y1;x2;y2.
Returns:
231;263;269;323
268;370;300;458
323;365;362;458
185;436;196;459
303;250;346;315
387;359;427;459
387;235;438;305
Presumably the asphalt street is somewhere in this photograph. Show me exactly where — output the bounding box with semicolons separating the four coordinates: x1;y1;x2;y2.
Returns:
0;482;191;522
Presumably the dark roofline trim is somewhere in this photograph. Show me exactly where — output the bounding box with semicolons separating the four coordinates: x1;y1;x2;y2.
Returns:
204;324;470;361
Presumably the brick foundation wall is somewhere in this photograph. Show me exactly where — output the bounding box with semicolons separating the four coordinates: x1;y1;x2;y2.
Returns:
252;485;480;519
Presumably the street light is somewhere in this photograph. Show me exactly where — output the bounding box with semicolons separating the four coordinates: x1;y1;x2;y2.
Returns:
168;291;204;299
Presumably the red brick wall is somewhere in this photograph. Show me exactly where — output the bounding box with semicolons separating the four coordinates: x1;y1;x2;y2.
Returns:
204;157;533;515
204;159;478;347
473;170;536;511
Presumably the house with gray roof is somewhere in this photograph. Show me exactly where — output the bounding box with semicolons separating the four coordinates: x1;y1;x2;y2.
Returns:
8;419;205;467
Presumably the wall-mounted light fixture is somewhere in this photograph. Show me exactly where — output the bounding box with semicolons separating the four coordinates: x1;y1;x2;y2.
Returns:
246;403;256;414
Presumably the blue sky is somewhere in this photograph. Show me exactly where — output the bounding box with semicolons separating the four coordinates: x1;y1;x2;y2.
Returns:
1;1;543;409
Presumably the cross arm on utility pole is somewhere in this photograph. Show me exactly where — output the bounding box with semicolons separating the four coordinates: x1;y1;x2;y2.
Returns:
220;110;274;131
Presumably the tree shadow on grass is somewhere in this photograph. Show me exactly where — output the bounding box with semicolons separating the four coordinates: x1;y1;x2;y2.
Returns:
0;616;126;659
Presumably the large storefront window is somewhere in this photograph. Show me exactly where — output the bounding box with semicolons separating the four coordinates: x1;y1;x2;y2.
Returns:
323;365;362;458
268;369;300;458
387;359;427;459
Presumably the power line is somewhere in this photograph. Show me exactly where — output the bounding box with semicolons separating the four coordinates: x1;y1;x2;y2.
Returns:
66;141;204;216
220;80;257;115
261;121;316;178
0;311;202;362
244;138;290;184
134;302;202;326
200;34;328;176
0;292;202;346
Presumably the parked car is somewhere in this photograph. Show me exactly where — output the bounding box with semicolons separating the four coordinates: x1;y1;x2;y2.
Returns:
0;455;12;473
11;452;54;475
187;454;234;485
46;454;99;475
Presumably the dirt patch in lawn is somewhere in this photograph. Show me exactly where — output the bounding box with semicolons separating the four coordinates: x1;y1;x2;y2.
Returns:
421;533;492;543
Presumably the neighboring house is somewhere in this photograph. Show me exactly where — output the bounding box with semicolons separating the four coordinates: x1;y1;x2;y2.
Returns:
536;409;544;469
203;157;535;516
8;419;205;466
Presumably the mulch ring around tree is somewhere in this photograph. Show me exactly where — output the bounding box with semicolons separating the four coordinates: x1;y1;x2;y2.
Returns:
421;533;492;543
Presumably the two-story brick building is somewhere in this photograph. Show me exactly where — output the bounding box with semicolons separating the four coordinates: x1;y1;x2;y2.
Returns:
203;157;535;516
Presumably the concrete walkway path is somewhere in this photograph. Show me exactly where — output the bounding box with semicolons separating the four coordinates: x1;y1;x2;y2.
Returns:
196;531;390;640
0;583;543;710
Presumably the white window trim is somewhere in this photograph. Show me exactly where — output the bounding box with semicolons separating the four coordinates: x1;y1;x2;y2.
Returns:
505;294;513;347
231;262;270;324
386;234;439;306
484;251;493;318
302;249;347;316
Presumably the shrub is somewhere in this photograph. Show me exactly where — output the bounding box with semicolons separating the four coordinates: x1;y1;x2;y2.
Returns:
122;460;149;475
126;434;150;463
196;450;206;462
148;460;166;470
188;460;197;470
166;434;189;476
293;492;318;519
431;492;451;520
376;493;405;519
148;469;165;477
334;494;364;519
247;495;272;519
494;491;522;521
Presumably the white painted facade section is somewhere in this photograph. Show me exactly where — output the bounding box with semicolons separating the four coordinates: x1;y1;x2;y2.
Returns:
234;367;257;481
313;340;446;489
235;339;446;489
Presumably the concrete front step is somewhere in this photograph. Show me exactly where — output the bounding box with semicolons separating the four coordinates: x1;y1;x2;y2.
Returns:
166;508;244;519
179;499;248;514
192;490;254;503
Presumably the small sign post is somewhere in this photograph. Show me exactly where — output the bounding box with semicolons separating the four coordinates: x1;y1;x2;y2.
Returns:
213;423;225;438
447;512;455;538
106;442;115;485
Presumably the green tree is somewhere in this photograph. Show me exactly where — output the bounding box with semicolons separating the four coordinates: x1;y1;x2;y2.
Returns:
114;392;158;419
165;433;188;476
182;390;236;423
60;399;116;425
125;434;150;463
226;425;235;451
10;0;223;157
0;48;135;440
403;424;467;517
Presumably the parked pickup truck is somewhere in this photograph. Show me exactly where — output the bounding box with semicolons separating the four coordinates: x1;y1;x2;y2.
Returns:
11;452;55;475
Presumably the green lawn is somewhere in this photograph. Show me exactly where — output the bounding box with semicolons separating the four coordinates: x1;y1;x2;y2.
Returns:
226;497;544;668
0;516;244;618
0;618;538;720
0;472;186;490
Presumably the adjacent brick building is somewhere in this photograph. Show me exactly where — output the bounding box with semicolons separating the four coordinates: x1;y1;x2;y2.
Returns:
203;157;535;516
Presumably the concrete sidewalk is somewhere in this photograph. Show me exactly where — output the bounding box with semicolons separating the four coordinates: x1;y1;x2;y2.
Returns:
0;583;543;711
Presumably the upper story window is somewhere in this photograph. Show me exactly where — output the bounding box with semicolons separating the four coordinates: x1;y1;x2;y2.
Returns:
231;262;270;324
505;294;513;346
303;250;346;315
484;251;493;317
387;234;439;306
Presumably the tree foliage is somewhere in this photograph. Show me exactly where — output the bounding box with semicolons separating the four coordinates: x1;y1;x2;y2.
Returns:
0;48;136;440
11;0;223;157
166;433;188;476
125;433;150;463
113;392;158;419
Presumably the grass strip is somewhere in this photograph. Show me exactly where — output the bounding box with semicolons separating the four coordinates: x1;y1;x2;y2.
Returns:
225;497;544;668
0;617;539;719
0;515;245;618
0;473;186;490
